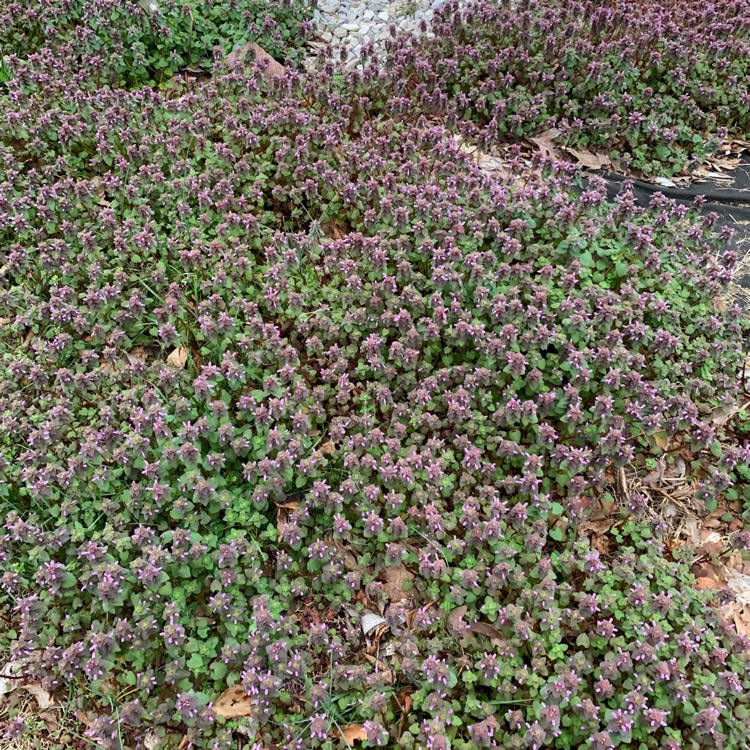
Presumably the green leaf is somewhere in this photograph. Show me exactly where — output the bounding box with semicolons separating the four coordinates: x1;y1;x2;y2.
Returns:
187;654;203;670
549;527;564;542
578;250;594;267
211;661;228;681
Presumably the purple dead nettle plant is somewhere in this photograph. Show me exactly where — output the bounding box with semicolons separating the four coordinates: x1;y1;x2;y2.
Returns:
369;0;750;175
1;17;750;749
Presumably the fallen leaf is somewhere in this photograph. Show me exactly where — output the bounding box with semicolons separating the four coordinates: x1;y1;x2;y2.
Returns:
361;611;388;637
733;608;750;639
663;501;679;519
664;456;686;480
128;347;148;364
653;176;677;188
649;431;670;450
447;605;468;636
0;658;32;696
276;501;299;540
330;539;360;571
20;683;53;709
641;468;662;488
698;530;725;557
227;42;285;82
696;576;724;590
721;602;750;639
334;724;368;744
166;347;188;369
325;224;346;240
684;516;701;546
362;654;394;684
397;691;413;714
703;512;724;529
726;571;750;606
363;653;387;670
469;621;503;640
321;440;336;457
140;0;160;13
704;155;741;171
381;565;413;602
529;128;562;161
578;519;614;537
405;608;418;629
213;685;254;718
563;147;611;170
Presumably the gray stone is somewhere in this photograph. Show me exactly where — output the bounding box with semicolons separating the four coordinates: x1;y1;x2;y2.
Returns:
342;21;361;31
333;26;349;37
320;30;333;43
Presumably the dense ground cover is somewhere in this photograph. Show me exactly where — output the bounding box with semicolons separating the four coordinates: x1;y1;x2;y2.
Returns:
2;1;750;749
0;0;313;86
379;0;750;175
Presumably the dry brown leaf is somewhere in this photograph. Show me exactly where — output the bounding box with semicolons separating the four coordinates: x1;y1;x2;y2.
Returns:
382;565;413;602
696;576;723;590
398;691;413;714
529;128;562;161
331;539;360;571
405;608;418;629
213;685;254;718
0;658;33;697
563;147;612;170
326;224;346;240
128;347;148;364
697;530;725;557
20;683;53;709
641;468;662;488
475;153;511;176
726;571;750;605
276;501;299;540
446;605;468;636
578;519;615;537
650;431;670;450
664;456;686;480
729;518;744;533
704;156;741;171
703;513;724;529
321;440;336;457
166;346;188;369
361;611;388;637
733;608;750;639
227;42;285;81
363;653;387;670
469;621;503;640
333;724;368;744
362;654;394;684
721;602;750;639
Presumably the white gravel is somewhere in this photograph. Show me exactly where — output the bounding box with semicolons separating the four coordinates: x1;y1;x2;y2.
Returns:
307;0;454;67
